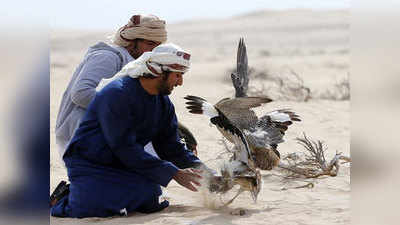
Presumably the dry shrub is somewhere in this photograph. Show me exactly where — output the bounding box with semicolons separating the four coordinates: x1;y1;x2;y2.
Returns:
318;74;350;100
224;67;350;102
278;133;351;179
223;66;271;83
248;68;311;102
259;49;271;57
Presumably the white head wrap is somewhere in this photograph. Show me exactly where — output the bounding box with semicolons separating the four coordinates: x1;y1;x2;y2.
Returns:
112;14;167;46
96;43;191;91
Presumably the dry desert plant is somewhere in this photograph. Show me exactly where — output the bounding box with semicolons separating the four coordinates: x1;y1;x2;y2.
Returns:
278;133;351;179
247;68;312;102
225;66;350;102
319;74;350;100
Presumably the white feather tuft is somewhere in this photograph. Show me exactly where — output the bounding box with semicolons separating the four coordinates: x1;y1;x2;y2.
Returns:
268;111;291;122
244;128;267;139
202;101;219;118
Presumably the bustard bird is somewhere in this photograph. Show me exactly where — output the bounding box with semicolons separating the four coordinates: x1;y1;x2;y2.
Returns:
208;162;262;206
185;99;262;204
184;38;300;170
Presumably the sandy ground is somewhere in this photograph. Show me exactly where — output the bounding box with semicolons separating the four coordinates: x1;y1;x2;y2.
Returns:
50;9;350;225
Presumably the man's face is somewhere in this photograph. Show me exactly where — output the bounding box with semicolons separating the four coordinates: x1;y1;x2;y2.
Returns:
157;72;184;95
127;39;161;59
137;39;161;55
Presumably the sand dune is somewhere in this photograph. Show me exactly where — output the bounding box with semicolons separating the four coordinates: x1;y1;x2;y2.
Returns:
51;9;350;225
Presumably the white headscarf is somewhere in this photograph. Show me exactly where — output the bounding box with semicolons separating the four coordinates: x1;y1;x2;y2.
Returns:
96;43;191;91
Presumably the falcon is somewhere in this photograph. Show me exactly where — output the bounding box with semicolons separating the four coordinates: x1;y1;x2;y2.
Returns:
186;99;262;204
184;39;300;170
184;95;299;170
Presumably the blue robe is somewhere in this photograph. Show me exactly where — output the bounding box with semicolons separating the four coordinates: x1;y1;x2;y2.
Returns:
51;76;201;218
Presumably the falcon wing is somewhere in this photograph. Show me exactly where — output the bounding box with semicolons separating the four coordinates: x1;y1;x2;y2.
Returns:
184;95;219;118
252;109;301;147
184;95;255;169
215;96;272;110
215;97;272;130
258;109;301;134
231;38;249;98
210;108;255;169
237;38;249;91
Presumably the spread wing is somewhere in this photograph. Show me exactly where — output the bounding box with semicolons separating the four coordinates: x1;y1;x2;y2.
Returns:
210;108;254;166
215;97;272;110
258;109;301;134
184;95;219;118
231;38;249;98
184;95;254;168
251;109;301;147
237;38;248;85
215;97;272;130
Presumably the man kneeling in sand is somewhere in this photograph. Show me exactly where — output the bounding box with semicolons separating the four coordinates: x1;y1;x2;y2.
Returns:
51;43;206;218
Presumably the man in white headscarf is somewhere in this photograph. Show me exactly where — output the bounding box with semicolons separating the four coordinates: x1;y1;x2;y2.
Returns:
55;14;167;159
51;43;205;218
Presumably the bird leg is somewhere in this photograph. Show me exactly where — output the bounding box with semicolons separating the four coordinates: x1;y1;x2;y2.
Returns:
222;188;244;206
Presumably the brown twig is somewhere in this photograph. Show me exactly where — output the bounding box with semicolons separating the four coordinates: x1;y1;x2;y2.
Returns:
278;133;350;179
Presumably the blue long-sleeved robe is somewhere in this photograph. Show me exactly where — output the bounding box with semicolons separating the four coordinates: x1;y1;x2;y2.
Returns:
51;76;201;218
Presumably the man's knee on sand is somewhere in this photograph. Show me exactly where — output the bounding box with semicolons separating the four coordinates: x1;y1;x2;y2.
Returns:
51;180;165;218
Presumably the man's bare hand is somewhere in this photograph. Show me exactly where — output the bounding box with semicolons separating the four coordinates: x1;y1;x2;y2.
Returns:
173;168;203;192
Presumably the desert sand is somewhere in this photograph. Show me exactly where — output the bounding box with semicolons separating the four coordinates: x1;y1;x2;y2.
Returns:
50;9;350;225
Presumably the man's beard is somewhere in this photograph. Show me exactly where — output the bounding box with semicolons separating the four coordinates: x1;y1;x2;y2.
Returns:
157;79;172;95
